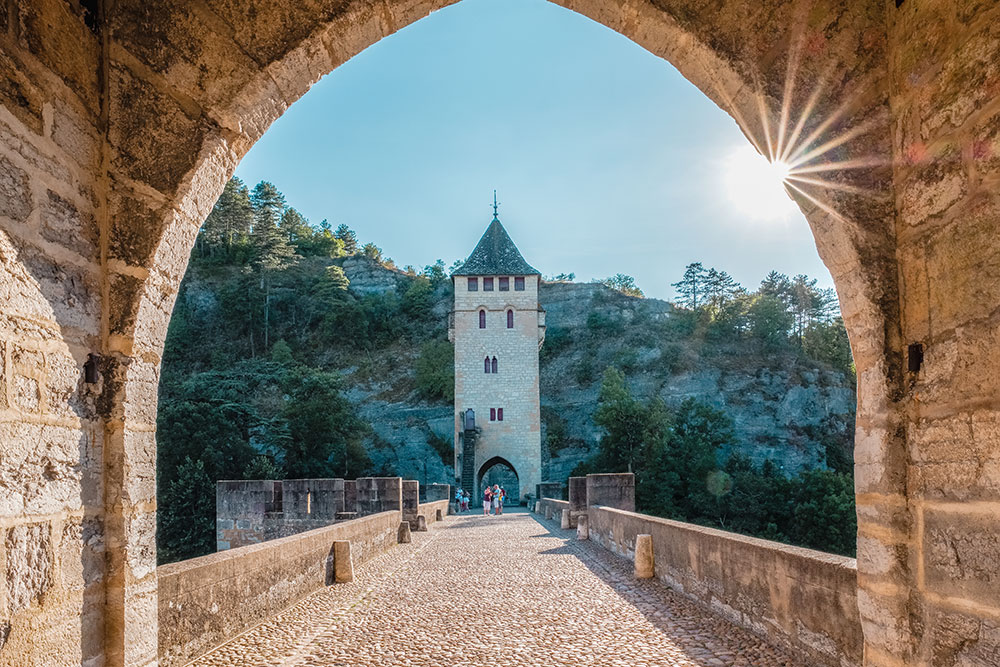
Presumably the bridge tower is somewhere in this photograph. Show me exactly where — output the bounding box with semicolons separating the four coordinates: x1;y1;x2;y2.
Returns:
449;198;545;503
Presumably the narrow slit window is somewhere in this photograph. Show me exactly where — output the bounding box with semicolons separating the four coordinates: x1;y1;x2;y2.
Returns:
514;276;525;291
497;408;503;421
499;277;509;291
490;408;496;421
491;356;498;374
306;491;312;515
479;310;486;329
484;356;491;373
468;277;478;292
507;310;514;328
484;277;494;291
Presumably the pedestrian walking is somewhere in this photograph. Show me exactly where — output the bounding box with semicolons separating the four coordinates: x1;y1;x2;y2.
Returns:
483;485;493;516
455;488;464;513
462;490;470;512
492;484;501;515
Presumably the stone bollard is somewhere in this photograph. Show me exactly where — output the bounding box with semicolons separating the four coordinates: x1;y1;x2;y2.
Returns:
561;509;571;530
577;514;589;540
415;515;428;532
534;501;541;514
635;534;654;579
333;540;354;583
398;521;411;544
545;505;552;520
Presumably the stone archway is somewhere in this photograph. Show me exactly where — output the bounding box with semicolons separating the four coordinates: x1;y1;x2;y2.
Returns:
477;456;520;505
2;0;998;665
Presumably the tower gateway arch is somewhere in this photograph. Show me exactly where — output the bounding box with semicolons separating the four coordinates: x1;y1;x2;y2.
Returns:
449;199;545;503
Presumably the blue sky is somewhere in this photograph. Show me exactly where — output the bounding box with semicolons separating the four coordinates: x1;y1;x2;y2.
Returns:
235;0;834;301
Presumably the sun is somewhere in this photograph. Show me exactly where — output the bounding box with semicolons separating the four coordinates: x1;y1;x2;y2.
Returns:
722;144;798;221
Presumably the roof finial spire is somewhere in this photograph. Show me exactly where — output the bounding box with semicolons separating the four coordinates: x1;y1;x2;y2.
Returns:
493;190;499;221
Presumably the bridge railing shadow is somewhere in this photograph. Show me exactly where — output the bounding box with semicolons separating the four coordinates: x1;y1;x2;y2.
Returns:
524;513;805;667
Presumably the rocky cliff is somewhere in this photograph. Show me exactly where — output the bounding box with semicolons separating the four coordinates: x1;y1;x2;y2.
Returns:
338;259;855;488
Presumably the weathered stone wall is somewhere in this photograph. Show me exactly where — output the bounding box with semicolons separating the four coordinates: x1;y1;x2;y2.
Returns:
584;506;862;667
216;479;346;550
416;499;450;527
3;0;997;663
453;273;543;501
864;2;1000;664
0;1;111;665
157;510;401;667
216;480;281;550
355;477;403;516
585;473;635;512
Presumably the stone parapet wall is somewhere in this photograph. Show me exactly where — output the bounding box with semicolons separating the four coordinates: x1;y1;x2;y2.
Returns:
417;499;451;526
157;510;402;667
586;506;861;667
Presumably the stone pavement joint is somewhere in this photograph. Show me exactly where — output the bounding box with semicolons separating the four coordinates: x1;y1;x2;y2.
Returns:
190;510;807;666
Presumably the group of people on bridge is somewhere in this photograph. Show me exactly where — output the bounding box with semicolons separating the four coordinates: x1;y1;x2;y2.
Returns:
454;485;508;515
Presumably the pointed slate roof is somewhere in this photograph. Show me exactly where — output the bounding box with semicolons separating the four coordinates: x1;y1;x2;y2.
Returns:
452;215;540;276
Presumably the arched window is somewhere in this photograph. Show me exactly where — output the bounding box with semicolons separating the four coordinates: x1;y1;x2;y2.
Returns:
484;356;491;373
507;309;514;328
497;408;504;421
479;309;486;329
491;356;498;374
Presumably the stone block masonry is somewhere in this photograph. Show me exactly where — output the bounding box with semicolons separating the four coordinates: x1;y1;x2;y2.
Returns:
356;477;404;516
586;473;635;512
585;506;861;667
216;479;346;549
158;510;402;667
1;0;998;662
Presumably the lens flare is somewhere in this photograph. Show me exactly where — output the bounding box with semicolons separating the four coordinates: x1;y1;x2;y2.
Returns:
722;145;797;221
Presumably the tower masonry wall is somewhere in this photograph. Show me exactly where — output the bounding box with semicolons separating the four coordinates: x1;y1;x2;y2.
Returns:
453;274;543;501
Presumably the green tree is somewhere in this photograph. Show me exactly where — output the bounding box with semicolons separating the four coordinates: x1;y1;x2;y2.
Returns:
361;242;383;262
665;398;732;518
250;206;297;351
414;340;454;401
243;455;283;480
423;259;447;285
280;367;370;478
250;181;286;231
271;339;294;364
803;317;854;377
157;457;216;562
704;268;741;313
335;223;358;254
200;177;253;256
748;294;793;350
601;273;644;298
325;265;350;290
672;262;707;309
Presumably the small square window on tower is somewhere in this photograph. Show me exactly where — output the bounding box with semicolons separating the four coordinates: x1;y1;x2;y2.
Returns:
484;277;494;291
499;277;509;291
497;408;504;421
468;277;478;292
514;276;525;291
490;408;496;421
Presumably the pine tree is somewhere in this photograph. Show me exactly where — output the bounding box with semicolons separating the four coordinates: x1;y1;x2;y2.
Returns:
201;177;253;256
672;262;707;309
250;181;286;232
279;207;312;244
251;209;297;351
334;223;358;254
704;268;740;312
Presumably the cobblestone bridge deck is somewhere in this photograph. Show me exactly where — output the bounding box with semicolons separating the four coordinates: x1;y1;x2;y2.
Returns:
192;510;806;667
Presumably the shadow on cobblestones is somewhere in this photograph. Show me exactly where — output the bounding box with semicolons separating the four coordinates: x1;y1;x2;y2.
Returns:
191;511;807;667
529;514;806;667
